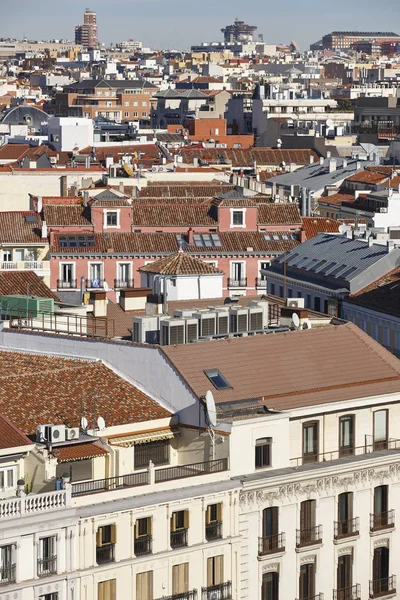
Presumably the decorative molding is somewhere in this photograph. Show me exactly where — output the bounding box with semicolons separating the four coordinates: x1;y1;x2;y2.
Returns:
374;538;390;549
337;546;354;556
262;562;279;573
300;554;316;565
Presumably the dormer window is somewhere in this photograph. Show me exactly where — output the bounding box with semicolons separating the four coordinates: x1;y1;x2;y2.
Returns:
231;209;245;228
104;211;119;228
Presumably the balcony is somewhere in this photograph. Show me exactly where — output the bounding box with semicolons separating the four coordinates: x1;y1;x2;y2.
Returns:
71;458;228;497
134;535;152;556
96;543;115;564
155;591;197;600
255;277;267;288
334;518;359;539
0;261;50;276
333;586;361;600
202;582;232;600
37;555;57;577
369;576;396;599
57;279;77;289
227;278;247;288
296;525;322;548
170;528;188;549
290;438;400;467
258;533;286;555
295;595;323;600
114;279;134;289
0;564;16;585
206;521;223;541
86;278;105;289
0;489;69;520
370;510;395;532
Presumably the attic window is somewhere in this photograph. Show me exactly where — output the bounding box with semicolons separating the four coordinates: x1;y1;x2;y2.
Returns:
204;369;231;390
193;233;221;248
59;235;96;248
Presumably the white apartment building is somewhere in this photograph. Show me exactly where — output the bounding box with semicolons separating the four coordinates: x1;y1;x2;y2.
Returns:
0;319;400;600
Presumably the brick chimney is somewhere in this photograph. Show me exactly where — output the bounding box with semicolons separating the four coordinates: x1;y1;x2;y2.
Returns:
188;228;194;244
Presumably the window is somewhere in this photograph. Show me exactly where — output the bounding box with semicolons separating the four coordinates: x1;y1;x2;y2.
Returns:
261;507;282;553
98;580;116;600
134;101;138;106
0;545;14;583
262;572;279;600
204;369;231;390
206;504;223;540
142;101;147;107
299;563;315;600
124;101;129;106
0;467;16;491
303;421;319;464
124;111;129;117
336;492;356;538
231;210;244;226
106;211;119;227
134;439;170;469
172;563;189;595
372;485;393;530
136;571;153;600
372;547;391;597
298;500;319;546
270;282;275;296
207;555;224;587
255;438;272;469
171;511;189;548
314;296;321;312
306;294;311;308
96;525;116;564
373;410;388;450
279;285;284;298
38;536;57;576
133;112;139;117
339;415;355;457
337;555;352;595
2;250;11;262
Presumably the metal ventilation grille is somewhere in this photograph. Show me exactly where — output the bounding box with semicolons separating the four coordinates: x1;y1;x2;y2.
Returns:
133;321;140;343
187;323;198;342
237;313;248;332
161;325;169;346
218;315;229;335
201;318;216;337
250;312;263;331
170;324;184;345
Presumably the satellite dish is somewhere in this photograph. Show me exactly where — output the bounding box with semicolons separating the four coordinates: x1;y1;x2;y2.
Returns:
338;223;347;234
80;416;88;431
97;416;106;431
205;390;217;428
326;118;334;128
292;312;300;329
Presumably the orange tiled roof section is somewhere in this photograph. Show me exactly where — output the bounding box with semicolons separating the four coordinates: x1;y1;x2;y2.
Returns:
132;204;216;227
139;252;223;275
301;217;341;239
0;415;32;449
0;144;30;161
0;352;171;435
138;184;236;198
43;205;92;227
0;271;60;301
180;148;319;168
0;212;44;243
318;193;355;206
345;171;388;184
257;204;301;225
52;443;108;463
162;322;400;410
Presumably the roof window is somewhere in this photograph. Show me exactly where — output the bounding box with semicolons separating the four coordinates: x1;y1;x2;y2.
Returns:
204;369;231;390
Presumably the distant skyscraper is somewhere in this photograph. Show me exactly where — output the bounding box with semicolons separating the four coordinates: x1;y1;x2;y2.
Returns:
75;8;98;50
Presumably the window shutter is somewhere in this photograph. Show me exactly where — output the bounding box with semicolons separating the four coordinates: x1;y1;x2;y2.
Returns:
183;563;189;592
147;517;152;536
217;503;223;522
96;528;103;547
110;579;116;600
215;555;224;586
207;557;213;587
171;513;176;532
206;506;211;525
135;520;139;540
98;582;105;600
172;565;179;595
111;524;117;544
184;510;189;529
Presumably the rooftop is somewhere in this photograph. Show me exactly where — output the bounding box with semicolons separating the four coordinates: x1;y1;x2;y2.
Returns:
139;252;223;276
0;271;59;301
346;266;400;318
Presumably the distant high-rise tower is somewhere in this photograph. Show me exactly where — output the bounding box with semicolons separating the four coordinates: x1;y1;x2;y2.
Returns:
221;18;257;44
75;8;98;50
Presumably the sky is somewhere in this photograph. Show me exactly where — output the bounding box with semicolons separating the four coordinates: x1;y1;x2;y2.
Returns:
1;0;400;51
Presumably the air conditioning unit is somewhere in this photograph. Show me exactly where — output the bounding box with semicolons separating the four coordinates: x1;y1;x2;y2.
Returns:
160;318;185;346
65;427;80;441
173;309;195;318
193;311;217;337
380;207;388;213
286;298;305;308
36;424;53;443
248;300;269;328
132;316;160;344
44;424;66;443
248;307;264;331
50;156;57;164
216;309;229;335
230;307;249;333
184;317;199;343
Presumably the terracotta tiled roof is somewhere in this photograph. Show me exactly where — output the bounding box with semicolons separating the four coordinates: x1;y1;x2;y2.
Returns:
346;266;400;318
0;415;32;450
317;193;355;206
43;205;92;227
0;351;171;435
0;212;44;243
162;322;400;410
301;217;341;239
132;204;216;227
134;196;212;205
0;271;60;301
52;442;108;463
0;144;30;161
41;197;82;206
81;144;160;165
139;252;223;275
257;204;301;225
345;171;388;184
138;184;235;198
384;176;400;188
180;148;319;168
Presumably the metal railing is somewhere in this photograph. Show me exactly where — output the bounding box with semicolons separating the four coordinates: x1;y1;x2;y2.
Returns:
258;532;285;555
155;458;228;483
134;535;152;556
86;278;105;289
255;277;267;288
114;279;134;289
155;590;197;600
290;439;400;467
369;576;396;598
205;521;222;541
333;585;361;600
57;279;77;289
370;510;395;531
37;555;57;576
334;517;359;539
72;471;148;496
227;278;247;287
171;528;188;549
134;440;170;470
96;543;115;564
296;525;322;547
295;594;324;600
202;582;232;600
0;564;16;585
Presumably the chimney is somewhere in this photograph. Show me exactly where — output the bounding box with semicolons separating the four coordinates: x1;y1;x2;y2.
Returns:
342;159;347;169
309;155;314;164
119;181;124;193
41;220;48;239
188;227;194;244
329;159;337;173
387;239;395;251
368;236;374;247
90;290;108;318
319;157;324;166
300;229;306;243
61;175;68;196
327;150;331;158
83;191;89;206
193;157;199;168
37;196;43;213
289;162;297;173
356;161;361;170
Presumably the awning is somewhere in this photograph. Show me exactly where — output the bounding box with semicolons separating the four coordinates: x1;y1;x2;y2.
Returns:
108;428;176;448
52;443;108;463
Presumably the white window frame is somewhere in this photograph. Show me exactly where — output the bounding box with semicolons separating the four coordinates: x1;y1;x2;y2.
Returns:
104;210;120;229
258;260;271;280
88;262;103;283
230;260;246;279
0;466;16;491
230;208;246;228
116;261;132;281
59;262;75;282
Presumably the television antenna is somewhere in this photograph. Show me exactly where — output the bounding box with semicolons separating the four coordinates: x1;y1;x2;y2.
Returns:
80;416;88;432
292;312;300;329
97;416;106;431
204;390;217;460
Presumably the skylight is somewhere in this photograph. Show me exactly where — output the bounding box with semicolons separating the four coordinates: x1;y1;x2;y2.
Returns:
193;233;222;247
59;235;96;248
204;369;231;390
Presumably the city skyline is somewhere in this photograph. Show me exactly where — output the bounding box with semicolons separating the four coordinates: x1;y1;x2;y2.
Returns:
1;0;400;50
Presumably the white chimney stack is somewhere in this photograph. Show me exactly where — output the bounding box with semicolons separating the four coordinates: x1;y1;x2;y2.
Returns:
41;220;48;239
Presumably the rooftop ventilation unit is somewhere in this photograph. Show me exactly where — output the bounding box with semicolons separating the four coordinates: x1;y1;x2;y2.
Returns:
286;298;305;309
216;309;229;335
248;306;264;331
132;315;160;344
193;311;217;337
230;307;249;333
184;317;199;343
65;427;79;441
40;424;66;444
248;300;269;328
173;309;195;318
160;318;185;346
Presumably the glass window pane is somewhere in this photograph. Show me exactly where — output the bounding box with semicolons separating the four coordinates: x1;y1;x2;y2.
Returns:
374;411;387;442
